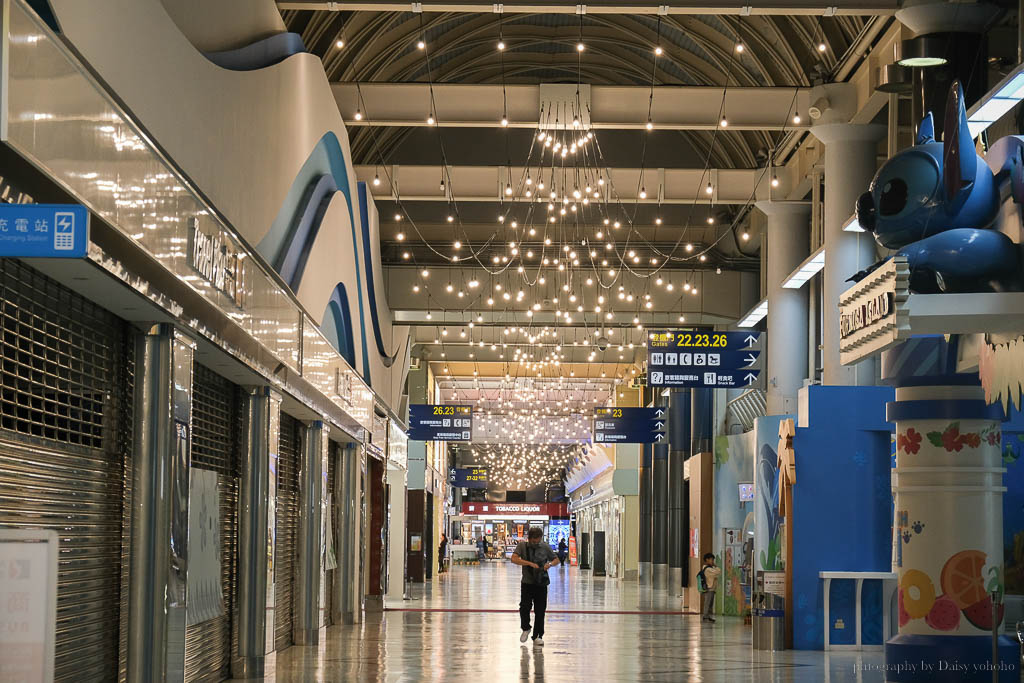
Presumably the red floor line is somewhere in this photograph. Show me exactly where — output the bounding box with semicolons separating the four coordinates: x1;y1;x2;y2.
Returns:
385;607;700;615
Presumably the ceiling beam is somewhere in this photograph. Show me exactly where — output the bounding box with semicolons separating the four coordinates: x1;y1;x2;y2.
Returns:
281;2;897;16
357;164;765;204
335;83;812;131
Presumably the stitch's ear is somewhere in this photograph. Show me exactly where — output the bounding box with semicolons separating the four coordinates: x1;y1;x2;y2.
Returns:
942;80;976;210
916;112;935;145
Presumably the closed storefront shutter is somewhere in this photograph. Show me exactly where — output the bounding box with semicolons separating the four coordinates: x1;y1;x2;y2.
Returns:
0;260;130;682
184;363;242;682
274;412;301;651
325;440;338;626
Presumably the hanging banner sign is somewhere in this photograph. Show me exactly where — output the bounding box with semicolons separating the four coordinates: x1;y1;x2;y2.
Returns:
408;404;473;441
0;204;88;258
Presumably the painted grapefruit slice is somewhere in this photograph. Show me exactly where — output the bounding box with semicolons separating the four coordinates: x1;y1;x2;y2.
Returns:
940;550;987;609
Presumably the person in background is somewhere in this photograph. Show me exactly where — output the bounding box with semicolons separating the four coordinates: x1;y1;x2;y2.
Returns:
438;533;448;574
477;535;487;560
510;527;559;646
557;537;568;565
698;552;721;623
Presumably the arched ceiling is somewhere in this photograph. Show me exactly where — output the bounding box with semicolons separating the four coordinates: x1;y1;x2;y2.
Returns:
283;10;874;168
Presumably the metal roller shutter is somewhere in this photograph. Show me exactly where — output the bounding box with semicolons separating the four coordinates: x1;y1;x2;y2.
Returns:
0;259;130;682
184;364;241;682
274;413;301;651
325;441;338;626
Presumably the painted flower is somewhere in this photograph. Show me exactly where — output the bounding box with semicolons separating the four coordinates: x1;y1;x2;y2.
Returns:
985;431;1001;446
899;428;922;455
942;426;964;452
964;432;981;449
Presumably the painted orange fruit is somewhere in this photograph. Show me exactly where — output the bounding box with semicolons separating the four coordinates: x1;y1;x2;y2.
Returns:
940;550;987;609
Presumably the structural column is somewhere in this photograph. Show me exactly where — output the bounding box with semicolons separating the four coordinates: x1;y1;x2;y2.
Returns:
668;389;691;590
294;421;326;645
651;393;670;590
233;388;280;679
755;201;810;415
385;466;408;608
127;325;194;683
882;336;1017;680
337;443;362;624
811;118;884;386
690;388;713;457
638;443;652;584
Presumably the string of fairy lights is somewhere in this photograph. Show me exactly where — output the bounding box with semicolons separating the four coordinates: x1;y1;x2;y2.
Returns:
338;12;820;487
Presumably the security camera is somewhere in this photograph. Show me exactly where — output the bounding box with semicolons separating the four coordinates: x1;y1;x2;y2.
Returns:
596;336;609;351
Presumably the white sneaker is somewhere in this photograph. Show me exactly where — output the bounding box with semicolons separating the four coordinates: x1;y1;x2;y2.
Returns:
534;637;544;646
520;630;530;643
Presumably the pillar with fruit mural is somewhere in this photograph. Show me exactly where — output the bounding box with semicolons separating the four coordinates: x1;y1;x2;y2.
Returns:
883;336;1017;682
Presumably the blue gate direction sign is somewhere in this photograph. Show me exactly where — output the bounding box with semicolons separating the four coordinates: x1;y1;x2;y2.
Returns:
0;204;89;258
592;407;667;444
647;330;763;388
408;404;473;441
449;466;488;488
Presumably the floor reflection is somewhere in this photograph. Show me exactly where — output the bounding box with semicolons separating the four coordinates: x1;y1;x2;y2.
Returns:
246;561;887;682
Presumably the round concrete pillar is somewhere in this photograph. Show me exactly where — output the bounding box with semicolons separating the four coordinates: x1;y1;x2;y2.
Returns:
810;123;884;387
755;201;810;415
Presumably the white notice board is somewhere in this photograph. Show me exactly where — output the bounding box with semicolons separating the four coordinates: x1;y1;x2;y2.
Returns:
0;529;58;683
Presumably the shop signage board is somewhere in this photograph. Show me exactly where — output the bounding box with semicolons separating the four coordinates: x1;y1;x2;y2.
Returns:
461;502;568;517
0;529;58;683
569;536;579;566
838;257;910;366
408;404;473;441
592;406;667;443
449;466;488;488
0;203;88;258
187;216;247;309
646;330;762;387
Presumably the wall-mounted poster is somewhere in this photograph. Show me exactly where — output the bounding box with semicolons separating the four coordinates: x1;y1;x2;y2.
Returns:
186;468;223;626
690;528;699;559
410;534;423;552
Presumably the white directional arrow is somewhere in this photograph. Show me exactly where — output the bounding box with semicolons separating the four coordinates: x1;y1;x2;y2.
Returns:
653;421;665;430
744;372;758;384
744;334;758;346
654;408;665;417
744;353;757;365
654;433;665;441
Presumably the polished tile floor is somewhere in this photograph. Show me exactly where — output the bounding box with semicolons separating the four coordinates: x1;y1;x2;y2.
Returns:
255;560;887;682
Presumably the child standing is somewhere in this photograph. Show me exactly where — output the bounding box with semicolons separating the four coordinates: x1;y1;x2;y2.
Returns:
698;552;721;623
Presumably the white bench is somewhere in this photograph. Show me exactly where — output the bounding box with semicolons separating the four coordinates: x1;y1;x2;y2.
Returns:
819;571;897;651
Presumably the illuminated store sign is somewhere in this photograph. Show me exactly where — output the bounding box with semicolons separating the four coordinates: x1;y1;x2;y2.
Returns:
188;217;247;309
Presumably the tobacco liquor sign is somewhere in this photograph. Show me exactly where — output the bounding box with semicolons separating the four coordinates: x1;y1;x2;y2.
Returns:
839;256;910;366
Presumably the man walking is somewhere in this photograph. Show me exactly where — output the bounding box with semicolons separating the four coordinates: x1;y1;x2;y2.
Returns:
511;527;559;645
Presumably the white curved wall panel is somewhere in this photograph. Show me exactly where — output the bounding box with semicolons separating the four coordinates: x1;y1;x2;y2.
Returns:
158;0;286;52
47;0;410;413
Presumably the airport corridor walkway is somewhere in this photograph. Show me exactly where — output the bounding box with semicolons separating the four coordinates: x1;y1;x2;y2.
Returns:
253;560;887;682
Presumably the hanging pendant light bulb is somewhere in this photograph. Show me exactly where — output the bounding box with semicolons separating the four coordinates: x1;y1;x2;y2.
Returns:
354;108;363;121
505;183;513;196
741;231;750;240
771;174;780;188
705;182;713;195
417;39;425;49
427;114;435;125
501;116;509;127
793;111;802;125
707;215;715;224
576;42;585;52
639;187;647;199
336;38;346;49
818;41;827;52
720;115;729;127
646;119;654;131
735;42;744;53
654;45;663;56
497;40;506;51
372;173;380;186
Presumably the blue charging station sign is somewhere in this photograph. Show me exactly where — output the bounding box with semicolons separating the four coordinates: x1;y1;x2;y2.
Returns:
0;204;89;258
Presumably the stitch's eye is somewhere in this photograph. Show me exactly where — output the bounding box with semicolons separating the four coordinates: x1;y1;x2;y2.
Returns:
879;178;908;216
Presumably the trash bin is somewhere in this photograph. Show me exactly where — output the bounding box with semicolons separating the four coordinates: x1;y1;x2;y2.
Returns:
752;592;785;651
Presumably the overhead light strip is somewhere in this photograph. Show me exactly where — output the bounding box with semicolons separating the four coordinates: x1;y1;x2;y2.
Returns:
737;298;768;328
966;64;1024;139
781;245;825;289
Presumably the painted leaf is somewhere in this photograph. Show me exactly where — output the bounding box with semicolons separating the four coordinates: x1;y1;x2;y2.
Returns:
927;432;945;448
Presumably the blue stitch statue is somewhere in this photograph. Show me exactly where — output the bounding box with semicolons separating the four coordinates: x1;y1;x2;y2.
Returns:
852;80;1019;293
